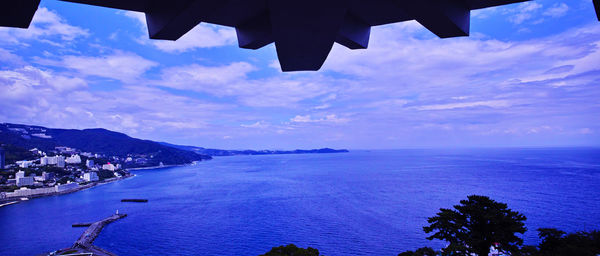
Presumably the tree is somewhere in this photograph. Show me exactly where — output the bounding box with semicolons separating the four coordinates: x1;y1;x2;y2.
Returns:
260;244;320;256
536;228;600;256
398;247;437;256
423;195;527;256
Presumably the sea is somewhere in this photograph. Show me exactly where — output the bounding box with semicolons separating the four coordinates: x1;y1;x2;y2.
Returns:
1;148;599;256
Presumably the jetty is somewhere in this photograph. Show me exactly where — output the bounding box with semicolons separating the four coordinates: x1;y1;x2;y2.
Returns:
121;198;148;203
51;213;126;256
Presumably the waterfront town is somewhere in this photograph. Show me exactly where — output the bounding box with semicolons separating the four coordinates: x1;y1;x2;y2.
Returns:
0;145;133;202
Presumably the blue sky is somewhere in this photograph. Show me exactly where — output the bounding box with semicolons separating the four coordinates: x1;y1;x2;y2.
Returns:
0;0;599;149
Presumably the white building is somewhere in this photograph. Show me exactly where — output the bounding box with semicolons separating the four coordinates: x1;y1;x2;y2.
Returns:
83;172;99;182
86;159;95;168
41;172;54;181
102;163;116;171
65;154;82;164
16;176;34;187
29;148;43;155
40;156;50;165
16;160;35;168
40;155;65;167
56;156;65;168
6;187;55;197
55;182;79;193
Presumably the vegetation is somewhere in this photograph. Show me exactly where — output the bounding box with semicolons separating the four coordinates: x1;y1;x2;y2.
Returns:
0;144;37;164
0;185;19;193
264;196;600;256
97;170;115;180
422;195;527;256
397;247;437;256
260;244;320;256
56;176;73;184
517;229;600;256
0;123;210;166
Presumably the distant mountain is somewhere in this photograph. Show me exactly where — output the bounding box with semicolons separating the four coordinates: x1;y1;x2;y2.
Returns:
0;123;211;166
159;142;349;156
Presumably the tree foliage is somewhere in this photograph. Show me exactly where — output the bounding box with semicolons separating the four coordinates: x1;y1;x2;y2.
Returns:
260;244;320;256
522;228;600;256
423;195;527;256
397;247;437;256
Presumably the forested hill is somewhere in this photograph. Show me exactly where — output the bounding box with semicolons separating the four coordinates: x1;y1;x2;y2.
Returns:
159;142;349;156
0;123;210;165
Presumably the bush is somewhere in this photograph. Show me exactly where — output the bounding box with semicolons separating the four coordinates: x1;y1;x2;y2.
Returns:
398;247;437;256
260;244;320;256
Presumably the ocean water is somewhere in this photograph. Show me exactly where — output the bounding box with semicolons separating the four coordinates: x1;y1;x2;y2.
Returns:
1;149;599;256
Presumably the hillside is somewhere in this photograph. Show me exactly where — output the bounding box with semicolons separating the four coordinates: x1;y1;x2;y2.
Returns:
159;142;349;156
0;123;211;166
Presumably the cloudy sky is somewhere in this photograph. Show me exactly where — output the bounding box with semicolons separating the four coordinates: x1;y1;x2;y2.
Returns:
0;0;599;149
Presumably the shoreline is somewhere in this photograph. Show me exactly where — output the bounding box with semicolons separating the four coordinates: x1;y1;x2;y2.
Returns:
125;163;188;171
0;162;198;208
0;173;135;207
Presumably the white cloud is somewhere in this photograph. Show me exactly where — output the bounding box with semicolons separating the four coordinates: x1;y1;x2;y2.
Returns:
0;48;24;65
123;11;236;52
290;114;349;124
241;121;270;129
508;2;543;24
0;65;230;139
543;3;569;18
56;51;158;83
157;63;338;107
159;62;256;90
414;100;512;111
0;7;88;44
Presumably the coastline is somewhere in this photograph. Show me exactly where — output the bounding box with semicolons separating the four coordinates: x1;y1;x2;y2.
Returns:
0;173;135;207
0;162;196;208
125;163;188;171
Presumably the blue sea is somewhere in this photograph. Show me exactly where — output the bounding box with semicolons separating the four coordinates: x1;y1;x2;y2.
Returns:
1;149;600;256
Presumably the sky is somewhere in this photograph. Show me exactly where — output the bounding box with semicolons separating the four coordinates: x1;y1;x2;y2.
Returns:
0;0;599;149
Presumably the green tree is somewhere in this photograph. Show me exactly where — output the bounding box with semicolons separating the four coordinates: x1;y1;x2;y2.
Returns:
398;247;437;256
536;228;600;256
423;195;527;256
260;244;320;256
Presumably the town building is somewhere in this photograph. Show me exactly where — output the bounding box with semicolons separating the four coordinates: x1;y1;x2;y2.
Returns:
102;163;116;171
41;172;54;181
40;155;65;167
6;187;55;197
83;172;99;182
56;156;65;168
29;148;43;155
86;159;95;168
55;182;79;193
16;160;35;168
16;176;34;187
65;154;82;164
55;146;76;154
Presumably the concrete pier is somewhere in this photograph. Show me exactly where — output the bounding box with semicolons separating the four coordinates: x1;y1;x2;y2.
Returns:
51;213;126;256
75;214;127;247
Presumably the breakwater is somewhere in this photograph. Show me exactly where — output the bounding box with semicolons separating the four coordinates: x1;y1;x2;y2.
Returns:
51;213;127;256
